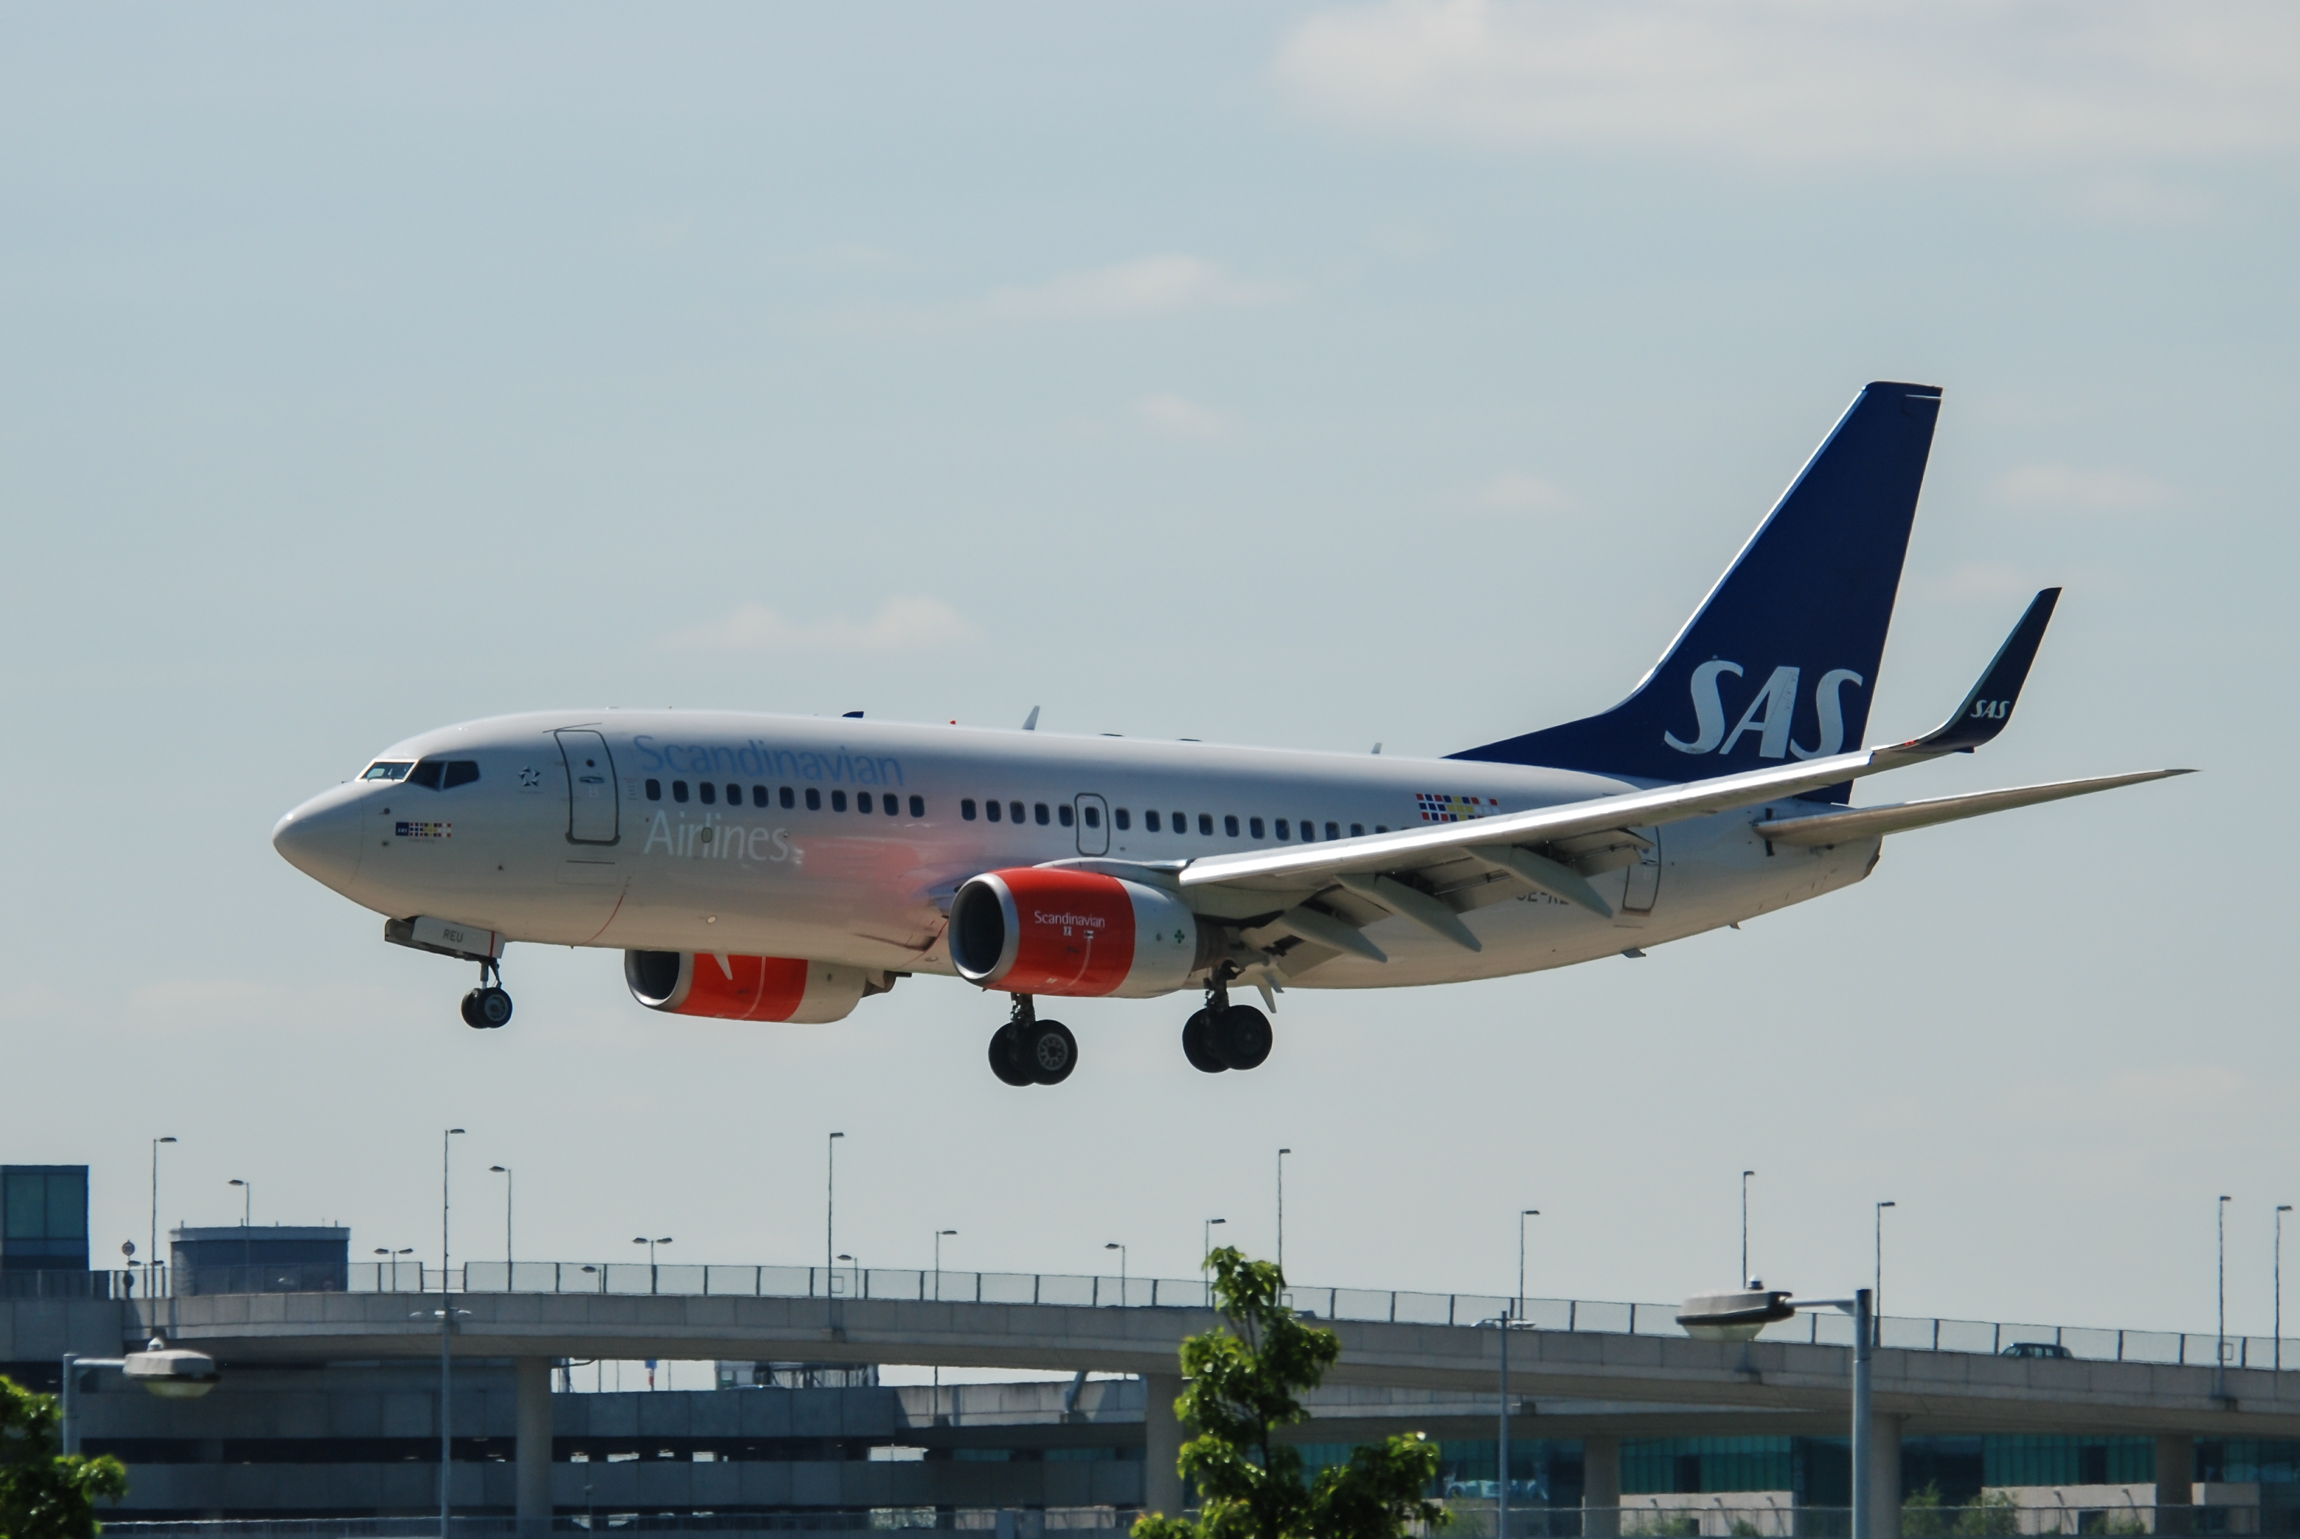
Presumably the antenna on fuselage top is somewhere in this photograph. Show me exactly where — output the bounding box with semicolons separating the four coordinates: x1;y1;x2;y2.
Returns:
1022;706;1040;731
1371;742;1382;754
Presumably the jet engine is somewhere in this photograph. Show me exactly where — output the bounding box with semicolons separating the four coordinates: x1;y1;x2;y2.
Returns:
623;950;881;1023
948;868;1199;998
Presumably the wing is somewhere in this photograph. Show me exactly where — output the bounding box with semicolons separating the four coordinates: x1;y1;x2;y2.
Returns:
1163;591;2177;963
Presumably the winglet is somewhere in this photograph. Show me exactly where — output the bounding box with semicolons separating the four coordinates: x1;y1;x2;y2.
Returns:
1904;588;2060;755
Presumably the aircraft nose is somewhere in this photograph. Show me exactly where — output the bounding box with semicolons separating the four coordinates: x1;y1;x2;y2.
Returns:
272;789;366;892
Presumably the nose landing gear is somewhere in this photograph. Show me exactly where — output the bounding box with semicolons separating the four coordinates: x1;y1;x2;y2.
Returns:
988;995;1076;1086
460;958;513;1030
1181;968;1271;1073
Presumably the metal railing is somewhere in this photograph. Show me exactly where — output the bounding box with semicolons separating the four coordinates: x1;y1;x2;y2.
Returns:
64;1261;2300;1372
101;1514;1136;1538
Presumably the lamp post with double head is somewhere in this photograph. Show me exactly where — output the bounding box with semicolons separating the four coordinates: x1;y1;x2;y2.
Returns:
633;1236;672;1292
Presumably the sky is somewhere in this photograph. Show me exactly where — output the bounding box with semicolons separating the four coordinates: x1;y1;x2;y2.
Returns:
3;2;2297;1362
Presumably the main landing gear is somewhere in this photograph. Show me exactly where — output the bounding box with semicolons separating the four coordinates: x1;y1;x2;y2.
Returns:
989;995;1076;1086
1182;968;1272;1074
460;957;514;1030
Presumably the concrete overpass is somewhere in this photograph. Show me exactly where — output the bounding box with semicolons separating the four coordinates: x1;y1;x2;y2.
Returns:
105;1271;2300;1534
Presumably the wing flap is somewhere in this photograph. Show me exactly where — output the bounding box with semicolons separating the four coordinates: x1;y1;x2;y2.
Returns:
1761;770;2191;847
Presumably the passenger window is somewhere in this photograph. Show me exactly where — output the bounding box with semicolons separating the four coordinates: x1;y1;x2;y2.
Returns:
987;800;1002;822
857;792;873;814
832;790;848;812
1198;813;1213;836
1351;823;1365;838
885;796;899;817
645;779;662;802
720;782;735;804
962;799;978;821
408;760;444;790
1034;803;1050;826
781;787;795;809
1224;815;1239;837
1114;808;1129;830
1301;819;1315;841
753;786;768;808
673;780;690;803
362;761;412;781
908;795;924;817
1249;817;1264;839
1276;819;1290;839
1084;806;1101;829
1326;822;1340;840
1174;811;1187;833
1145;810;1160;832
1375;825;1388;834
1058;805;1074;828
806;788;822;811
1010;801;1025;823
699;782;717;805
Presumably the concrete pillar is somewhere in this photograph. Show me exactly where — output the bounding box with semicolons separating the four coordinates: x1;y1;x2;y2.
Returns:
1583;1434;1621;1539
1869;1413;1904;1539
1142;1373;1185;1520
515;1357;553;1528
2156;1434;2195;1534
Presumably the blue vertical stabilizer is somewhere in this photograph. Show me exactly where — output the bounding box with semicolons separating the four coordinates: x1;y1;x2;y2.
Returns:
1450;381;1941;801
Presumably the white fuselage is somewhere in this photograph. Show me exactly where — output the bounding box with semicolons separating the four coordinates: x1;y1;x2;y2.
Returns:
274;710;1880;996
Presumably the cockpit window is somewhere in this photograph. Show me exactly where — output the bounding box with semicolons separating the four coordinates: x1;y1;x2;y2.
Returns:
362;761;413;781
406;759;480;791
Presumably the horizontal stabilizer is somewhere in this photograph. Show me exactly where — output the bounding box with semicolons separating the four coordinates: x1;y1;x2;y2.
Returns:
1761;769;2191;847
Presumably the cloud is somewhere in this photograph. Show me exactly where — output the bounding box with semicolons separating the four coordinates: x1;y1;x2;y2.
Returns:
655;596;982;654
1990;464;2184;515
977;255;1287;322
1474;471;1578;515
1274;0;2300;168
1134;392;1234;442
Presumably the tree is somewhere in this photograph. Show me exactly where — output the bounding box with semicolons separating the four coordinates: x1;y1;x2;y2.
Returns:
1133;1248;1448;1539
0;1374;128;1539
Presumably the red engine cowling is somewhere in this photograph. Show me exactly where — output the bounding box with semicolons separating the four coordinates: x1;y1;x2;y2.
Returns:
624;950;873;1023
948;868;1199;998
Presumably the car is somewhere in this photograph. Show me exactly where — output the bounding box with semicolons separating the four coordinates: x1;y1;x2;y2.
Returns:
2001;1341;2073;1359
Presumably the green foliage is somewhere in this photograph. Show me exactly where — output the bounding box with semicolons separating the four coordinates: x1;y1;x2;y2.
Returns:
1132;1248;1448;1539
1901;1485;2022;1539
0;1374;129;1539
1621;1517;1698;1538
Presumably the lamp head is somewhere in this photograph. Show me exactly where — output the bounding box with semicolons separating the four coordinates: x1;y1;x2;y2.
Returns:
490;1166;507;1174
159;1136;177;1145
228;1179;245;1187
448;1128;465;1135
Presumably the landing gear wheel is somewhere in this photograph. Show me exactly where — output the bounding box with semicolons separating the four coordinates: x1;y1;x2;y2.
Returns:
988;1026;1033;1087
460;991;486;1029
1025;1020;1077;1085
467;987;513;1029
1182;1009;1228;1073
1213;1004;1272;1070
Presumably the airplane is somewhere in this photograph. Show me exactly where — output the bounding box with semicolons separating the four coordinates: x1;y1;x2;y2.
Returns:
272;381;2187;1086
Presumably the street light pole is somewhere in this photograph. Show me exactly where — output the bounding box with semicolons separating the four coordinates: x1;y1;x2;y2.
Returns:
2279;1206;2292;1374
1499;1304;1512;1539
932;1229;956;1400
1517;1210;1540;1318
228;1179;251;1290
439;1127;465;1539
1852;1288;1874;1539
1276;1149;1292;1274
1203;1217;1225;1270
489;1167;512;1284
150;1138;176;1299
1741;1171;1754;1286
2219;1195;2233;1394
1106;1243;1127;1306
1874;1202;1896;1346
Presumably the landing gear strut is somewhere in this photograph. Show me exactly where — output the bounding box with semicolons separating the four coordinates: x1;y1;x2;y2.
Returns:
988;994;1076;1086
460;956;513;1030
1182;967;1271;1073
